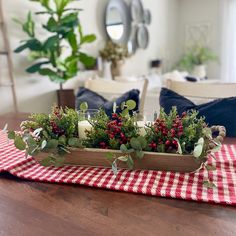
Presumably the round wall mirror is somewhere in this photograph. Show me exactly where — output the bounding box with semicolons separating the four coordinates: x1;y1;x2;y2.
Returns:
105;0;131;45
106;7;124;41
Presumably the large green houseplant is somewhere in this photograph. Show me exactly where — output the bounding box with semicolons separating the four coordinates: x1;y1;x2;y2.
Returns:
14;0;96;107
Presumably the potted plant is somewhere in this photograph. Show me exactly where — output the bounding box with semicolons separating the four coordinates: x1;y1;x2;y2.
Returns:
7;102;225;184
177;45;218;79
99;41;129;79
14;0;96;108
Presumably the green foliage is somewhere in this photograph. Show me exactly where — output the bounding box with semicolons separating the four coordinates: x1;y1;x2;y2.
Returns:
8;106;81;166
14;0;96;85
176;45;218;72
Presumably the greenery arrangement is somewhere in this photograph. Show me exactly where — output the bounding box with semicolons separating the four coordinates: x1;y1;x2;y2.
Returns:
99;40;129;67
6;101;224;179
176;45;218;72
14;0;96;89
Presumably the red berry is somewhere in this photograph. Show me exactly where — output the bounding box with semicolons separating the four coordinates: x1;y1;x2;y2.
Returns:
165;140;171;146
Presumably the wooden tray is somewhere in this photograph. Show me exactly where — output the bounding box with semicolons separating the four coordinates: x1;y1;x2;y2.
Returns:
35;148;203;173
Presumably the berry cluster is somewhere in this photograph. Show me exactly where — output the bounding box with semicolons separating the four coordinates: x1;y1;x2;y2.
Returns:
50;120;65;136
99;113;128;149
147;112;187;152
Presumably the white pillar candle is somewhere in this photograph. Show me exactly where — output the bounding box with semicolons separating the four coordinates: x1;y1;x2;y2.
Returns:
137;121;147;136
78;120;92;139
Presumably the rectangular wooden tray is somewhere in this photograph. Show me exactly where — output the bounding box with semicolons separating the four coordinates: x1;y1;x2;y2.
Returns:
35;148;202;173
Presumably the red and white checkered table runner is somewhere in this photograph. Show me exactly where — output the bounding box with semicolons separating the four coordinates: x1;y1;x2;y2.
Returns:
0;132;235;205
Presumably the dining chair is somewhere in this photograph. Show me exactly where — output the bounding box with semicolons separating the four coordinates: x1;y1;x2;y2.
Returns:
166;79;236;99
84;78;149;116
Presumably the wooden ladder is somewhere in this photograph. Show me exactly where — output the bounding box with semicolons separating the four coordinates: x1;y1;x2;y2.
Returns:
0;0;18;112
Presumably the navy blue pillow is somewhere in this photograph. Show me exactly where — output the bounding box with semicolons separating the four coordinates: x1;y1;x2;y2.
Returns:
160;88;236;137
76;87;140;116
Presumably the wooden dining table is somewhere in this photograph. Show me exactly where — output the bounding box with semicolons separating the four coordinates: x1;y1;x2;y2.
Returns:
0;113;235;236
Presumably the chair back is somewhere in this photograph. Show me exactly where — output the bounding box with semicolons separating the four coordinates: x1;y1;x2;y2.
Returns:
84;78;148;115
166;79;236;99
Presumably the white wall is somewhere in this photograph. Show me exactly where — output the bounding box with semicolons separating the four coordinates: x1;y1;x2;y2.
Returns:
0;0;179;115
178;0;220;78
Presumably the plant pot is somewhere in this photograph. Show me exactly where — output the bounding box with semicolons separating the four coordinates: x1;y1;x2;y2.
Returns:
192;64;207;79
57;89;75;108
35;148;203;173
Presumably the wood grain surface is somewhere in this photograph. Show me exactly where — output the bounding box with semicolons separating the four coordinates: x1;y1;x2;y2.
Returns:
0;113;235;236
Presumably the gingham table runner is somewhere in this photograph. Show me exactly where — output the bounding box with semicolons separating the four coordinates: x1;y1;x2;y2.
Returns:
0;132;236;205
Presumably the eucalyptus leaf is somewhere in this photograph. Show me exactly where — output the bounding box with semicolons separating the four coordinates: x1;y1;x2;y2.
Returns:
120;144;128;152
113;102;117;114
8;131;15;140
127;155;134;169
137;136;147;149
40;156;53;166
203;180;216;189
205;165;216;171
33;127;43;137
3;123;8;132
118;156;128;162
136;150;144;159
41;140;47;149
105;152;114;161
193;144;203;158
14;135;26;150
210;144;222;153
130;137;141;150
112;160;118;176
79;102;88;111
68;137;80;147
121;108;129;117
46;139;58;149
126;100;136;110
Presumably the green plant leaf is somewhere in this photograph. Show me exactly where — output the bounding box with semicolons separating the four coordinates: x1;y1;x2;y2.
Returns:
40;156;53;166
136;150;144;159
137;136;147;149
126;100;136;110
78;52;96;69
112;160;118;176
120;144;128;152
46;139;58;149
127;155;134;169
81;34;96;44
7;131;15;140
26;61;49;73
210;144;222;153
203;180;216;189
68;137;80;147
121;108;129;117
67;31;78;52
130;137;141;150
118;156;128;162
43;35;58;49
33;128;43;137
193;144;203;158
79;102;88;111
105;152;114;161
205;165;216;171
41;140;47;149
38;68;57;76
14;43;29;53
14;135;26;150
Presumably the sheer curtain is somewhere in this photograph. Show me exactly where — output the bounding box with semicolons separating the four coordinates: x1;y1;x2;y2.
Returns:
220;0;236;82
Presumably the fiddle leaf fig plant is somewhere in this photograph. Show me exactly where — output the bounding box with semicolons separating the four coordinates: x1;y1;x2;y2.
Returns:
14;0;96;89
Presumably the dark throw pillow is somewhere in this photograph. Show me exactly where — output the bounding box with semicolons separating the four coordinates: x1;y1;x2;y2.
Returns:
76;87;140;117
160;88;236;137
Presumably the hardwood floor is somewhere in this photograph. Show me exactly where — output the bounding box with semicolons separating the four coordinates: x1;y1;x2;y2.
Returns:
0;113;235;236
